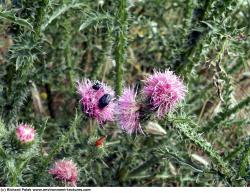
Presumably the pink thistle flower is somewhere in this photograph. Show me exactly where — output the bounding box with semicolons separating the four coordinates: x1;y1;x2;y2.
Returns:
143;70;187;117
16;124;35;143
49;159;78;186
117;87;142;134
77;79;115;124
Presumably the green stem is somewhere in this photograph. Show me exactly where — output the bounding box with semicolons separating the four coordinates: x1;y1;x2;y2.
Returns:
173;0;211;71
34;0;49;39
91;29;113;79
115;0;128;96
183;0;192;28
128;155;159;178
239;139;250;177
64;16;74;88
177;124;233;178
10;176;18;187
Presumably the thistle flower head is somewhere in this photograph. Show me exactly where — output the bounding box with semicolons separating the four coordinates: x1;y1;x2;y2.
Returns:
49;159;78;186
117;87;142;134
143;70;187;117
77;79;115;124
16;124;35;143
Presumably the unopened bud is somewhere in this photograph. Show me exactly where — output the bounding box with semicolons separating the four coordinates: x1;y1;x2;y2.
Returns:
191;153;210;167
169;162;177;176
98;0;104;6
144;121;166;135
95;136;106;148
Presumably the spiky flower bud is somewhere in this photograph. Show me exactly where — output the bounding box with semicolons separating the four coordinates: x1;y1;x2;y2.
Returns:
144;121;166;135
16;124;35;143
49;159;78;186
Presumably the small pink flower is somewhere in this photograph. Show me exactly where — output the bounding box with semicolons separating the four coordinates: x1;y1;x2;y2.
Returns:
117;87;142;134
16;124;35;143
77;79;115;124
143;70;187;117
49;159;78;186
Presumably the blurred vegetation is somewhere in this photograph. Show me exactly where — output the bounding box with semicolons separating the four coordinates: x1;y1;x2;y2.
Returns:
0;0;250;187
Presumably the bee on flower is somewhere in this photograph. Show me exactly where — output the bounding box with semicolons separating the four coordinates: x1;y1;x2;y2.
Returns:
77;79;116;124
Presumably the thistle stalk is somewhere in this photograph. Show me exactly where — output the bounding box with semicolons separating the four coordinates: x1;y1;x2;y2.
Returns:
91;29;113;79
175;123;234;179
115;0;128;96
173;0;211;71
34;0;49;39
64;15;74;88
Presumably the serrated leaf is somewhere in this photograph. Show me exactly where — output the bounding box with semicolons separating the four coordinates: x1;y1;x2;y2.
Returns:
79;12;113;31
201;21;217;32
239;142;250;178
0;10;33;30
42;3;86;31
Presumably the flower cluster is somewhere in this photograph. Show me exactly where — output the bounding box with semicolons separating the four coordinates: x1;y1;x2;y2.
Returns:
49;159;78;186
5;70;186;187
16;124;35;143
77;70;187;134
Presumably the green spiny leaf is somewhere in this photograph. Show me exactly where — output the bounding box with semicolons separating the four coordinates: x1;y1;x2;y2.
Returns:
239;139;250;178
0;10;33;30
79;12;114;31
42;3;86;31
